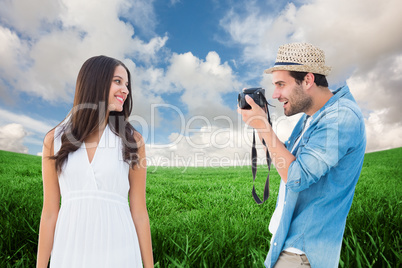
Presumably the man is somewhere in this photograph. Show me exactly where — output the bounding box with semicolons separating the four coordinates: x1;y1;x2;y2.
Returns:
238;43;366;268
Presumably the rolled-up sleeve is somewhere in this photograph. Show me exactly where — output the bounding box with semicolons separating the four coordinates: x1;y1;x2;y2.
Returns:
286;105;364;192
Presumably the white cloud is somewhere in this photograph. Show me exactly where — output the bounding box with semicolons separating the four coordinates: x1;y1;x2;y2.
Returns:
0;0;246;158
293;0;402;82
170;0;181;5
0;0;62;36
120;0;157;37
0;108;59;153
347;55;402;124
125;50;246;146
0;108;55;134
221;0;402;153
0;26;31;102
146;124;269;168
145;110;299;168
2;0;401;160
124;59;167;130
0;108;57;154
166;51;241;119
0;123;29;154
220;0;402;81
0;0;168;103
363;110;402;152
347;55;402;152
220;3;293;65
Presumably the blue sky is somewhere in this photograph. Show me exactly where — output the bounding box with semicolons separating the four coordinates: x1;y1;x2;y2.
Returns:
1;0;401;167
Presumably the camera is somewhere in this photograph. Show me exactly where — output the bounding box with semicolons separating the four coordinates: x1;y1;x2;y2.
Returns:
238;87;272;204
238;87;266;110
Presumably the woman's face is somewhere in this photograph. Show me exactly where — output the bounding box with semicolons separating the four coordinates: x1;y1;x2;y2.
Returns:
108;65;129;112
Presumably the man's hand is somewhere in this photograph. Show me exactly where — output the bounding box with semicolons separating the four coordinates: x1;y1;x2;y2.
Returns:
238;93;295;182
237;95;270;130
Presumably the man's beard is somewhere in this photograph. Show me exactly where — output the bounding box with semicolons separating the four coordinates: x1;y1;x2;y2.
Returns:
285;84;313;116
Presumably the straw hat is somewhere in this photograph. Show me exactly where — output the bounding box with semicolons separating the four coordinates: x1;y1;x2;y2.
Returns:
264;42;331;76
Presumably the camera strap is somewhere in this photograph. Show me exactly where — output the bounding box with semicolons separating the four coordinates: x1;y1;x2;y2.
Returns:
251;99;272;204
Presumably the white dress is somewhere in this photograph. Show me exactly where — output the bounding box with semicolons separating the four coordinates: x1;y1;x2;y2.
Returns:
50;124;143;268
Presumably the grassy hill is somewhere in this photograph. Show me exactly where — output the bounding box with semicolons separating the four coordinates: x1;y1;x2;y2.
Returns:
0;148;401;267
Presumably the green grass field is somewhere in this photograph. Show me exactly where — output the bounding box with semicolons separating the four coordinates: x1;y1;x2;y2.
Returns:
0;148;401;267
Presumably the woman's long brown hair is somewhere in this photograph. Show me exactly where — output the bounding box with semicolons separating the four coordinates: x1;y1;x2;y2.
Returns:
51;55;139;173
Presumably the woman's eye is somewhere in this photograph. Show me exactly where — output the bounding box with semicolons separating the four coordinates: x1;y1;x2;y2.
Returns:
114;79;121;84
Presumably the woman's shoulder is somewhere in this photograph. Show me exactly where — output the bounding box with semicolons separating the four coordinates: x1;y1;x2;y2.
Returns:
44;129;56;145
43;129;56;156
133;131;145;148
132;130;143;141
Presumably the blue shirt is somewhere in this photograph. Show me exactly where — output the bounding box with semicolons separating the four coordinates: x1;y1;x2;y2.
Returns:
264;85;366;268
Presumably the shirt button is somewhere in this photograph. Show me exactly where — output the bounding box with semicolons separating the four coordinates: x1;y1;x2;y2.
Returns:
274;242;277;246
284;201;286;205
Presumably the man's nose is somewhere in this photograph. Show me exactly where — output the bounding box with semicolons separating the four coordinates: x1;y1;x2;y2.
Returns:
272;88;280;99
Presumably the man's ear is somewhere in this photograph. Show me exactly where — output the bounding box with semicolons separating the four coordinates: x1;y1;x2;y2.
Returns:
304;73;315;88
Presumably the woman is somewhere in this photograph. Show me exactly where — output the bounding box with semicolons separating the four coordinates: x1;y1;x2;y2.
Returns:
36;56;154;267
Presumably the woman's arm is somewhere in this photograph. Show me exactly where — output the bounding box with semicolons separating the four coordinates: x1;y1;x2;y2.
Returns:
129;133;154;267
36;130;61;268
